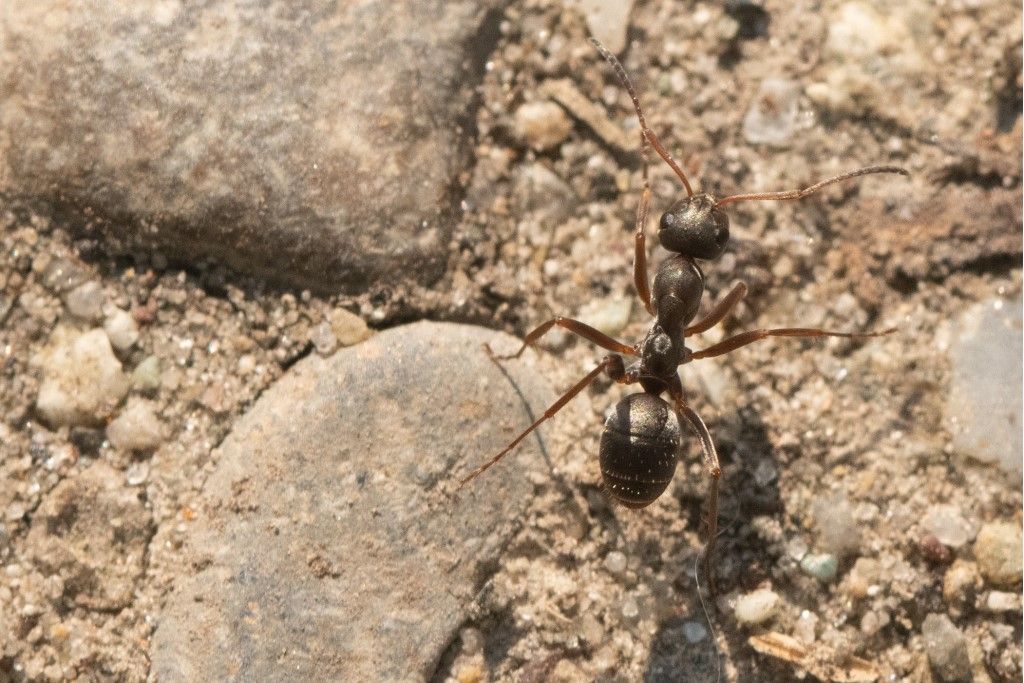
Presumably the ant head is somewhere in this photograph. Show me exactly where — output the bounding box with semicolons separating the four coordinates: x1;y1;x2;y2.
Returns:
658;194;730;260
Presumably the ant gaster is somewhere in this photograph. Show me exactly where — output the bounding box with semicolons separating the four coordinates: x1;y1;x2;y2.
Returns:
461;38;908;584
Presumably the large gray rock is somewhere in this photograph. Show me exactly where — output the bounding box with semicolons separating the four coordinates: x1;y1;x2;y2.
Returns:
152;322;556;681
0;2;503;292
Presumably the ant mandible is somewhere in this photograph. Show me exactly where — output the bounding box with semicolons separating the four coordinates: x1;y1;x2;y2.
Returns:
461;38;908;585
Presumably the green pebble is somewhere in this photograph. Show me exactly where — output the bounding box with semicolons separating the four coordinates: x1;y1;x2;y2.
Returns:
800;553;838;583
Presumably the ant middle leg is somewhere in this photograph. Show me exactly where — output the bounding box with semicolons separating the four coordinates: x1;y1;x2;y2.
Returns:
487;317;636;361
690;326;895;360
684;281;748;336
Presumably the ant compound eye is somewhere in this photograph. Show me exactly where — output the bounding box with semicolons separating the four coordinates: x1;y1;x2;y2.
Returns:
658;194;730;260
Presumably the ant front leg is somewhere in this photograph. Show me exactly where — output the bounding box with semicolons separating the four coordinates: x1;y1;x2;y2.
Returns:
670;394;721;596
487;317;635;361
690;326;894;360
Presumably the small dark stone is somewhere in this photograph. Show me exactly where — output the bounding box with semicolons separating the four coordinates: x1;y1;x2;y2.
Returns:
920;534;953;565
725;0;771;39
69;426;106;456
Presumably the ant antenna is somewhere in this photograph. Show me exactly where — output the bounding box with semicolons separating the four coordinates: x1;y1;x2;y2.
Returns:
590;37;695;197
715;165;909;208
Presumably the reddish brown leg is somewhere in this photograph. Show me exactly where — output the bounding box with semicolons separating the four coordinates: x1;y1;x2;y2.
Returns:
460;355;621;487
487;317;636;361
691;326;895;360
671;395;721;595
634;185;654;316
684;281;748;336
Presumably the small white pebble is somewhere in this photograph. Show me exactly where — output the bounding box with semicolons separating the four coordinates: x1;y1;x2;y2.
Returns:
734;588;779;625
983;591;1021;613
106;399;164;452
310;321;338;355
104;308;139;351
620;595;640;620
604;550;627;574
64;281;105;321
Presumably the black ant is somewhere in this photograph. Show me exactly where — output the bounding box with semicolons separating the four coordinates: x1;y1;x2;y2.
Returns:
461;38;908;588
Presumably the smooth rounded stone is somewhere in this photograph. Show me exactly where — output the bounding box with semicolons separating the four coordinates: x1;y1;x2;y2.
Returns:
942;560;981;607
973;521;1022;587
514;101;574;152
620;595;640;621
511;163;577;229
34;327;130;428
103;308;139;351
682;620;708;643
922;505;974;549
577;295;632;337
742;78;800;146
573;0;635;54
921;613;971;683
63;281;105;321
309;321;338;356
945;298;1023;474
106;398;164;452
152;322;556;681
131;355;162;393
800;553;839;583
328;308;373;347
26;463;153;611
983;590;1021;613
603;550;627;575
811;496;860;559
734;588;780;625
0;3;502;294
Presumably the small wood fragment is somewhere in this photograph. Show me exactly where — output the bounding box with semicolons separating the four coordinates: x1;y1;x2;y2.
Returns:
748;632;880;683
540;79;637;154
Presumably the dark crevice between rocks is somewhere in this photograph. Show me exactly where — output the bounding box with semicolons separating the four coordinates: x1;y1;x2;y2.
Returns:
435;3;508;267
279;340;314;372
428;626;464;683
887;252;1023;292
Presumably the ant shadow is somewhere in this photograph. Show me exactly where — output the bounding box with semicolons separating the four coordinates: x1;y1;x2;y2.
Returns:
644;407;787;683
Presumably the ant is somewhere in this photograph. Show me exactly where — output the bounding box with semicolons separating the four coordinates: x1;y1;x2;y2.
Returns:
461;38;908;589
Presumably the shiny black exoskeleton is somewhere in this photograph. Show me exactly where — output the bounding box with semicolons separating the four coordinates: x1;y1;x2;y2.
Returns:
462;37;908;587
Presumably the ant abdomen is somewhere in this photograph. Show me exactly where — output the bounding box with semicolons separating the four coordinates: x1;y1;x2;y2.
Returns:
599;393;682;508
658;193;730;260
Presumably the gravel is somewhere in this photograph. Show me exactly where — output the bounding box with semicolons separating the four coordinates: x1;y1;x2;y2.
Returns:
921;613;972;683
734;588;780;625
973;521;1023;588
34;327;130;428
0;0;1020;681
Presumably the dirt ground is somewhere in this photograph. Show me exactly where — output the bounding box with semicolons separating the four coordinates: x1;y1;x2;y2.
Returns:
1;0;1022;681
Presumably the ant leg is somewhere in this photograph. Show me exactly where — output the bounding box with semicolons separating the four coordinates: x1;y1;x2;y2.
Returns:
633;184;654;316
684;281;748;336
671;395;721;594
487;317;635;361
690;326;894;360
632;120;655;316
460;355;622;486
